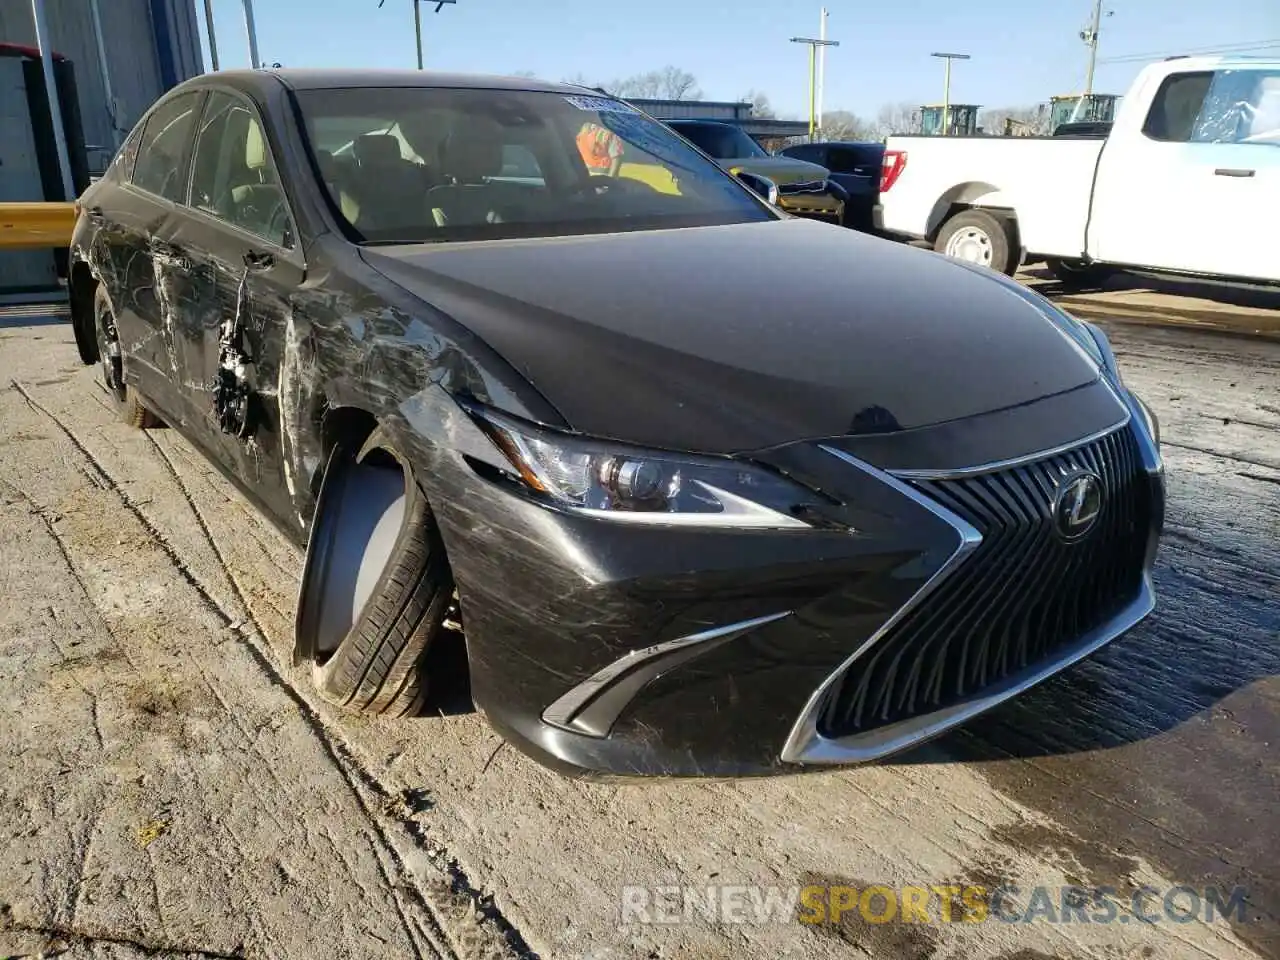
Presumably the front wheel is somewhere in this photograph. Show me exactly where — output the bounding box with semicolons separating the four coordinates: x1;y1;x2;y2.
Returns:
94;286;159;429
301;428;456;717
934;209;1017;275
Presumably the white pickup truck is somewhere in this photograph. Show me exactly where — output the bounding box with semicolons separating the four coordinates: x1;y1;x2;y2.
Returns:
874;56;1279;286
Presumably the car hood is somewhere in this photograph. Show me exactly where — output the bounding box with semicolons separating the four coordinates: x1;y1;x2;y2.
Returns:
715;156;829;185
360;218;1102;454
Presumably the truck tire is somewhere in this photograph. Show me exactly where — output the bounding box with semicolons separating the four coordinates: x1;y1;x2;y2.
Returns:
308;428;455;717
935;209;1017;275
1045;258;1113;291
94;286;159;429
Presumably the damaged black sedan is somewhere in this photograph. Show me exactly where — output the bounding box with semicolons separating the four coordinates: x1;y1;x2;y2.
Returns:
68;70;1164;778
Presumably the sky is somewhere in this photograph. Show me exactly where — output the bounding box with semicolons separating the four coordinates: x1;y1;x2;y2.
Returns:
197;0;1280;118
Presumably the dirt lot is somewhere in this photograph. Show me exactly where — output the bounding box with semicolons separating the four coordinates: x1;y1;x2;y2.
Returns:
0;304;1276;960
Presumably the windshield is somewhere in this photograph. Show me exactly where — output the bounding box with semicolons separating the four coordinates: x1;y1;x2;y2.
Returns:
294;87;774;243
670;123;769;160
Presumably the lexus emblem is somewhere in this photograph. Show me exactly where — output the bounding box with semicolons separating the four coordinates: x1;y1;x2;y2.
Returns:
1054;472;1103;541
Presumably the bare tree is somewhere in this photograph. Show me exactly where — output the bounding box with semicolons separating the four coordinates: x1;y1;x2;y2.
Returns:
740;89;774;118
657;66;702;100
874;101;922;137
821;109;875;141
606;66;703;100
978;105;1050;135
512;69;538;79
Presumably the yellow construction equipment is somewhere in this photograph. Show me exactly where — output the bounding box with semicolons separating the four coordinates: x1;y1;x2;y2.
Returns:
0;202;76;250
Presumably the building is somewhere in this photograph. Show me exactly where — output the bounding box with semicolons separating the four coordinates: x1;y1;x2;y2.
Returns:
625;97;811;140
0;0;203;172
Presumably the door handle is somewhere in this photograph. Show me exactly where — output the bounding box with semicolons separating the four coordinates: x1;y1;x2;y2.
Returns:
243;249;275;271
86;205;105;222
1214;168;1255;178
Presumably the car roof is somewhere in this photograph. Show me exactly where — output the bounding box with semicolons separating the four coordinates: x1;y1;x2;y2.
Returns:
184;68;596;96
665;119;735;128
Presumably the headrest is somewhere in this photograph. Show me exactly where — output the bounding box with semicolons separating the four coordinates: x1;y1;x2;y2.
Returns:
439;121;504;182
245;121;267;169
354;133;403;166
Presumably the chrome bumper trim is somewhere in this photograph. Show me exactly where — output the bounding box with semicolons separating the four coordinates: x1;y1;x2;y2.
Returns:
542;611;793;738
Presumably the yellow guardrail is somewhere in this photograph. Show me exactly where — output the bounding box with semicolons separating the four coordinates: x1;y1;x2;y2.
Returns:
0;202;76;250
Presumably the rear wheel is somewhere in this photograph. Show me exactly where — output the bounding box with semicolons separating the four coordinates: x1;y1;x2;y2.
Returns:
1045;257;1114;291
935;209;1017;275
94;286;158;429
302;428;455;717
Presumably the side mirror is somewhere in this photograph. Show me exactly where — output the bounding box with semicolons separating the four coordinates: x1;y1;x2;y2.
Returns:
734;171;779;206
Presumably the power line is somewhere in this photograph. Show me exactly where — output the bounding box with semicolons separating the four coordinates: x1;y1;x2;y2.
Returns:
1099;38;1280;64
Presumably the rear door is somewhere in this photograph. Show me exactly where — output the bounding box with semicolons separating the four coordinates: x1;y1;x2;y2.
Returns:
100;90;204;419
165;88;306;524
1089;65;1280;281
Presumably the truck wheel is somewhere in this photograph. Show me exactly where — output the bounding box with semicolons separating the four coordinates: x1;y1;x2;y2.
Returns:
1045;258;1113;291
94;286;159;429
301;428;455;717
935;210;1016;275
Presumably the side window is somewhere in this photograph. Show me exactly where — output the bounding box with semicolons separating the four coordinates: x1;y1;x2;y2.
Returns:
1142;72;1213;142
132;91;202;200
112;119;146;180
1192;69;1280;144
188;90;293;247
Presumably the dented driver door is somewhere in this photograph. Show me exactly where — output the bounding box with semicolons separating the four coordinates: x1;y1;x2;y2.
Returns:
162;89;308;530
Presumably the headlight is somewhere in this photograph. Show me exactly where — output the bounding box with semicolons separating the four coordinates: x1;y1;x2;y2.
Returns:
468;407;829;529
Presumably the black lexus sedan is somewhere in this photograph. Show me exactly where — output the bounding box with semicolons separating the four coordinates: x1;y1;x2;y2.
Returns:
68;70;1164;778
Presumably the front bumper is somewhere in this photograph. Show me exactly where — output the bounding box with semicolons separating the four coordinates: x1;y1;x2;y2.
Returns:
392;380;1163;778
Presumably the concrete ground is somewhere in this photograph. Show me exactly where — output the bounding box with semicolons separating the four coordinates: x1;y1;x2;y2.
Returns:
0;299;1276;960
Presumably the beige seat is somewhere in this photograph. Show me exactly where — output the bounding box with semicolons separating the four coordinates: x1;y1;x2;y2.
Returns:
230;118;287;243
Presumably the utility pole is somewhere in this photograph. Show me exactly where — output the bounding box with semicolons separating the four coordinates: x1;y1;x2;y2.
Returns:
1082;0;1104;95
791;34;839;139
203;0;220;70
414;0;423;69
930;51;970;136
241;0;260;68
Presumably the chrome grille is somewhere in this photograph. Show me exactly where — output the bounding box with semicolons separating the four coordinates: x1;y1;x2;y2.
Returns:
817;426;1151;738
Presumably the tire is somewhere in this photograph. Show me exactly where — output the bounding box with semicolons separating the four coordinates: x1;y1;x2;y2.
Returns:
934;209;1017;275
1045;257;1113;291
94;286;159;429
311;428;455;717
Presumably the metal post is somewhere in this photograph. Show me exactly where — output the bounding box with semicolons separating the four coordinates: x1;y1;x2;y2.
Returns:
942;57;951;136
30;0;74;200
931;52;970;136
792;35;839;142
817;7;827;135
203;0;220;71
414;0;424;69
807;43;816;138
241;0;261;68
88;0;121;147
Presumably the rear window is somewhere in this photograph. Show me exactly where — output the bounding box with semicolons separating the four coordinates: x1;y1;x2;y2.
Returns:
294;87;772;244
